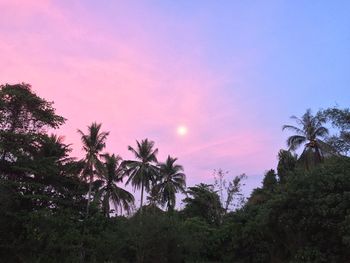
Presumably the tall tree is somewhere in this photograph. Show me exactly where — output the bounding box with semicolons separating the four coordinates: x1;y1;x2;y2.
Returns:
0;83;65;170
22;134;86;211
183;183;223;225
78;122;109;216
213;169;228;206
277;149;297;183
95;153;134;217
153;155;186;211
124;139;159;212
213;169;247;213
223;174;247;213
0;83;65;133
318;107;350;156
262;169;278;191
282;109;331;169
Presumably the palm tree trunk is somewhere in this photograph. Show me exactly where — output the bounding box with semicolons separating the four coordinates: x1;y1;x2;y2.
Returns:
105;191;110;218
167;204;175;215
86;174;93;217
315;146;323;163
140;181;144;213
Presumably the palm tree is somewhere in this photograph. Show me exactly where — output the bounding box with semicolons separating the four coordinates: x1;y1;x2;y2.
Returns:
282;109;330;169
154;155;186;211
95;153;134;217
123;139;159;212
77;122;109;216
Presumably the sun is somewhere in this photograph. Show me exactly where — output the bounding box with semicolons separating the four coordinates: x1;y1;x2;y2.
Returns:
177;125;188;136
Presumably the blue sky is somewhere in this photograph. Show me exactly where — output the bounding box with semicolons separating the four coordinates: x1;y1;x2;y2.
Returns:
1;0;349;197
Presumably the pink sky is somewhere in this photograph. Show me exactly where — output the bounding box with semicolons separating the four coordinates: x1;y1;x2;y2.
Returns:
0;0;309;193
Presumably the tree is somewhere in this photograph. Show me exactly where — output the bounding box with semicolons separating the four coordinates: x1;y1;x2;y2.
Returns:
25;134;86;211
262;169;278;191
247;170;278;207
0;83;65;170
95;153;134;217
277;149;297;183
213;169;228;206
318;107;350;155
282;109;331;169
1;133;86;213
183;183;223;225
261;157;350;262
124;139;159;212
153;155;186;211
213;169;247;213
0;83;65;133
0;84;85;213
224;174;247;212
146;185;162;207
77;122;109;216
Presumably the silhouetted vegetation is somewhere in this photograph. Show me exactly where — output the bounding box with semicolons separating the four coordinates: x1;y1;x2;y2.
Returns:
1;83;350;262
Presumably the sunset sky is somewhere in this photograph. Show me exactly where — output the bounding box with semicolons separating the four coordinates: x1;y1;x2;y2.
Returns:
1;1;350;195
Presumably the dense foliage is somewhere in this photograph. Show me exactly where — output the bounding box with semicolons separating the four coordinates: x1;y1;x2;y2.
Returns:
1;83;350;262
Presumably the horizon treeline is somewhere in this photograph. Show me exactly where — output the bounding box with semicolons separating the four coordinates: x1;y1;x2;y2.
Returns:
1;83;350;262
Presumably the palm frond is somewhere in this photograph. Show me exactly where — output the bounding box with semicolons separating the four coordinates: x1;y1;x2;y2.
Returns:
287;135;306;151
127;145;141;159
314;126;329;138
282;125;305;135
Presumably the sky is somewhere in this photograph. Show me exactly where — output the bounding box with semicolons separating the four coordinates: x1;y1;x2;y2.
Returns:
1;0;350;197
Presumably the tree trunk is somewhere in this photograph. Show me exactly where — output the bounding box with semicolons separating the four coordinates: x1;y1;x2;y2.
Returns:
105;191;110;218
315;146;324;163
140;181;144;214
86;174;93;217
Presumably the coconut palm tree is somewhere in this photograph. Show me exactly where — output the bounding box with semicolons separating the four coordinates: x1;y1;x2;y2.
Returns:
153;155;186;211
95;153;134;217
77;122;109;216
123;139;159;212
282;109;331;169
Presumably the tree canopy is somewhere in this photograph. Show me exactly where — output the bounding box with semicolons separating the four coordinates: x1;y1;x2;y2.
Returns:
1;83;350;262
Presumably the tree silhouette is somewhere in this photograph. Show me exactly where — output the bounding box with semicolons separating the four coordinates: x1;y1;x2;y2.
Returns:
154;155;186;211
95;153;134;217
283;109;331;169
78;122;109;216
123;139;159;212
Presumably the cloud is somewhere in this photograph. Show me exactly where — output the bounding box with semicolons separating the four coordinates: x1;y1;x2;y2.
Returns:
0;1;278;192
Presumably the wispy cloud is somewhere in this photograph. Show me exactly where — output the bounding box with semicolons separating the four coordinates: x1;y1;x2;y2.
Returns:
0;0;290;191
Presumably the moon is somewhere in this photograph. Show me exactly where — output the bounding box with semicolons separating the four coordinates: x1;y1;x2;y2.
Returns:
177;125;188;136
